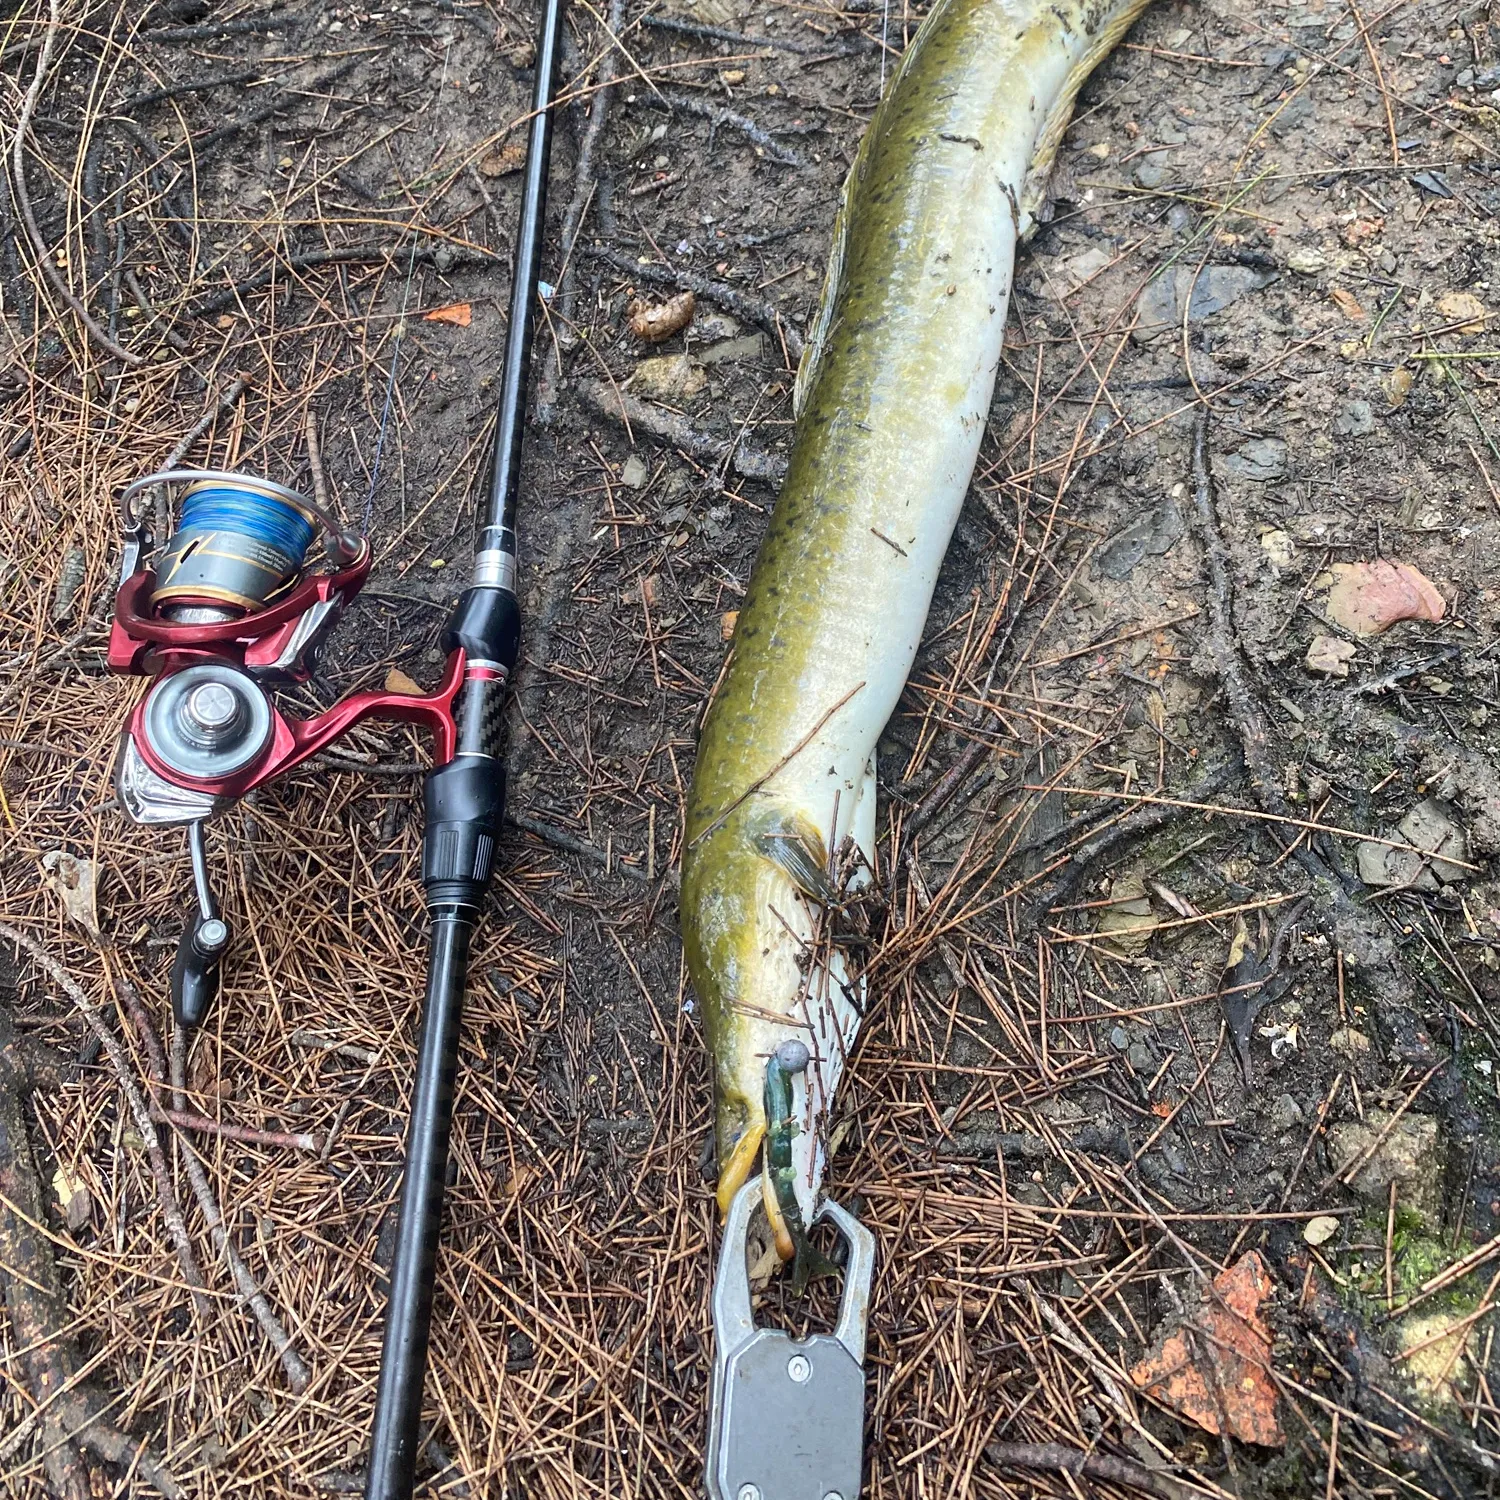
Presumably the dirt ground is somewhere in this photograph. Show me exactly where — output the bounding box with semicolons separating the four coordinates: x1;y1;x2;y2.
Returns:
3;0;1500;1495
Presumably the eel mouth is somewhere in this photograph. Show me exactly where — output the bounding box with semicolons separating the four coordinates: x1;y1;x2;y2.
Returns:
716;1120;766;1219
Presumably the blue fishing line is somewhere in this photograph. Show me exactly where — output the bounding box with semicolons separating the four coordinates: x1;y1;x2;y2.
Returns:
179;485;315;565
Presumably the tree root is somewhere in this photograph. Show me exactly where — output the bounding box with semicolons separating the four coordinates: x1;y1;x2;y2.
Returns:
1188;411;1434;1063
577;378;786;483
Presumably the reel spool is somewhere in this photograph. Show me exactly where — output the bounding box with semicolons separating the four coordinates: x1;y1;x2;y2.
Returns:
151;475;319;623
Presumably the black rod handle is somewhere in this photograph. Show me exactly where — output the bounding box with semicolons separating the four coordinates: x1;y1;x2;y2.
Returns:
364;909;474;1500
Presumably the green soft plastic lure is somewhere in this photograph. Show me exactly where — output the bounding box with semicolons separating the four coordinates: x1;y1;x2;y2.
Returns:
682;0;1153;1266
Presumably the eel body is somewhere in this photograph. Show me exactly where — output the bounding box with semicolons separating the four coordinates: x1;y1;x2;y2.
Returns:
681;0;1151;1267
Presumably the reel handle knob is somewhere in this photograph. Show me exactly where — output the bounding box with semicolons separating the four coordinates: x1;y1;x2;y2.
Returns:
171;913;230;1029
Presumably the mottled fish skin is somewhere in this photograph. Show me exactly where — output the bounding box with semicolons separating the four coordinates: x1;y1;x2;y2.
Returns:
681;0;1152;1236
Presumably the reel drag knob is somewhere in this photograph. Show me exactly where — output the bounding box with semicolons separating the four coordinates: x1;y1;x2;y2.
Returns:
141;663;273;783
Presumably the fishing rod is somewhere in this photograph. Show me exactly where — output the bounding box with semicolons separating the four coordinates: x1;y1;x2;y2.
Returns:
365;0;564;1488
105;0;565;1492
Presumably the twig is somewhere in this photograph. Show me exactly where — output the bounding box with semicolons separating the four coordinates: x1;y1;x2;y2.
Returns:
163;378;247;471
0;929;210;1317
988;1441;1201;1500
10;0;143;366
143;10;292;42
578;378;786;482
537;0;626;424
304;406;331;514
640;13;868;57
152;1099;320;1154
170;1025;312;1393
193;242;502;316
650;93;805;167
585;244;804;361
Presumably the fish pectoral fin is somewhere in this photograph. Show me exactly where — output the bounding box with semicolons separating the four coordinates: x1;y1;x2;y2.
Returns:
754;818;835;903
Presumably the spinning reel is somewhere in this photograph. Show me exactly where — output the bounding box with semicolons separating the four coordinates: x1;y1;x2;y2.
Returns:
109;469;466;1028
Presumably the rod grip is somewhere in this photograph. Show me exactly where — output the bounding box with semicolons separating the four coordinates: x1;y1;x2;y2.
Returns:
364;912;473;1500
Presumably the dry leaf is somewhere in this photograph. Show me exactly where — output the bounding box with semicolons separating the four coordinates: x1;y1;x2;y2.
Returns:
1130;1250;1284;1447
385;667;424;696
423;303;472;327
628;290;695;344
41;851;100;941
1325;560;1446;636
52;1166;91;1232
1437;291;1486;334
720;610;739;640
1329;286;1366;321
479;140;527;177
1147;879;1199;920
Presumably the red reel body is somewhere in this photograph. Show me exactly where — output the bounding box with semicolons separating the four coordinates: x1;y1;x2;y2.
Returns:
110;470;459;822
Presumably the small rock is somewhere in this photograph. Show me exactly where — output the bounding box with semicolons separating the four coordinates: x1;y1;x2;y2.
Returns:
1053;245;1113;296
1097;875;1157;955
1287;246;1327;274
1305;634;1357;677
1398;1311;1471;1407
1329;1026;1372;1059
1324;560;1445;636
1334;399;1375;437
1110;1025;1130;1052
1326;1110;1443;1224
1222;437;1289;482
1397;798;1468;884
1260;529;1295;569
628;353;706;404
1134;153;1171;189
1302;1214;1339;1246
1269;1093;1303;1133
697;333;766;366
51;1166;90;1232
1135;265;1276;342
1127;1041;1154;1072
1358;838;1428;890
1095;500;1184;580
1436;291;1486;335
620;454;649;489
